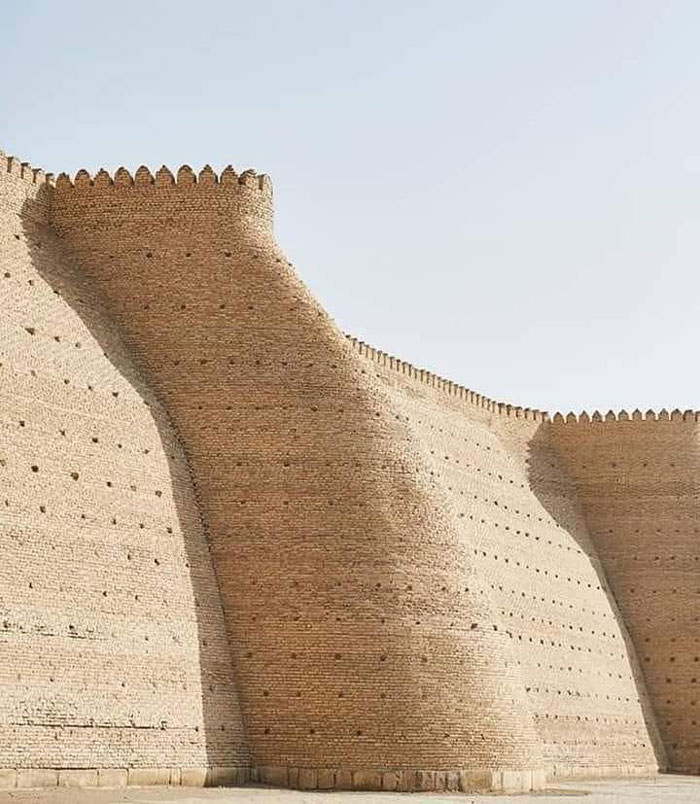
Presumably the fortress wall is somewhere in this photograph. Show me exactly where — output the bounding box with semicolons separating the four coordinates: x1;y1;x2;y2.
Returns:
0;154;247;781
549;414;700;774
353;346;664;780
48;166;549;793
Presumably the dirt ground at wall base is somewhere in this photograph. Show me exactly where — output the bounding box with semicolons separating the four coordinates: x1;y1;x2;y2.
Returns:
0;776;698;804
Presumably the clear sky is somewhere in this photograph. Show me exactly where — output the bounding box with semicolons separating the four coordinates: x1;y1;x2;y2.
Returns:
3;1;699;414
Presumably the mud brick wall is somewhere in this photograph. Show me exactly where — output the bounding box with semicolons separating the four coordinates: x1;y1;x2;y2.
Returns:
0;154;247;775
1;147;695;792
550;412;700;774
49;165;547;792
352;344;665;779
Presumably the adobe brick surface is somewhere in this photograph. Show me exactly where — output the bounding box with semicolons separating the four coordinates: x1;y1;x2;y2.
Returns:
0;156;247;776
48;164;546;788
550;414;700;774
0;148;696;791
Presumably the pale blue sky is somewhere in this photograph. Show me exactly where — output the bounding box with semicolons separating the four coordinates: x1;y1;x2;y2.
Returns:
3;1;700;414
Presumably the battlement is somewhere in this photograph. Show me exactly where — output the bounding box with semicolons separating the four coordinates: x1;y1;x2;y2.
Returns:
347;336;700;428
53;163;272;197
0;149;53;187
550;408;700;424
49;161;274;236
2;150;274;231
1;148;272;197
346;335;550;423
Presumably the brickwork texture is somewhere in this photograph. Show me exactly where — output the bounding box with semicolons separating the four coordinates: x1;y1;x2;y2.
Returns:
0;147;696;791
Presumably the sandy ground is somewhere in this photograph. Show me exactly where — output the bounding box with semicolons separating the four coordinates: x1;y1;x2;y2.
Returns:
0;776;699;804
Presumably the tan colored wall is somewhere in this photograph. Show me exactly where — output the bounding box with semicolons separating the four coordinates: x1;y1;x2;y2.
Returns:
48;165;551;793
354;345;664;780
0;154;247;782
43;162;669;790
4;146;694;790
549;412;700;774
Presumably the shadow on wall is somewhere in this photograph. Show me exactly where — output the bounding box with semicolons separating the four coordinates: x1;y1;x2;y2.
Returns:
19;191;248;770
525;423;667;771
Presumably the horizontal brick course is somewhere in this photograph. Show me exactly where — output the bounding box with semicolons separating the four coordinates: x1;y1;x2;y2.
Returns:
0;150;692;790
0;155;247;776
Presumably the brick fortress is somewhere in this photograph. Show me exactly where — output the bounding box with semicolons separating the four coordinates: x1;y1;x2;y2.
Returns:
1;149;697;793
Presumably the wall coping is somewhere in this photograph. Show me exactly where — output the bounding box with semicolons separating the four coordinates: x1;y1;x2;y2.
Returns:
53;164;272;197
0;149;53;188
346;335;550;422
346;336;700;425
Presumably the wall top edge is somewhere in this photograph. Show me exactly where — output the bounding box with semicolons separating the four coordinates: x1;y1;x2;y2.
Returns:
0;147;272;196
0;148;54;186
345;336;698;425
53;164;272;195
550;408;699;423
345;335;549;422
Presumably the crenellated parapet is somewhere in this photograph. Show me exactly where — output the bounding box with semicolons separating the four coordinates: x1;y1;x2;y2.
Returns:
346;335;550;423
347;336;700;429
2;149;272;197
50;162;274;237
0;148;54;187
550;408;699;424
54;163;272;196
0;149;55;220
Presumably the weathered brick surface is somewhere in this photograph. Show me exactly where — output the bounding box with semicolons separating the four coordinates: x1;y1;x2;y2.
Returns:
0;155;247;774
48;164;546;787
550;413;700;774
0;150;694;790
361;354;664;776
